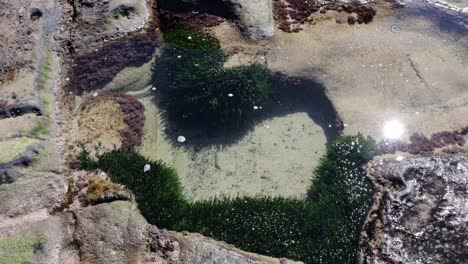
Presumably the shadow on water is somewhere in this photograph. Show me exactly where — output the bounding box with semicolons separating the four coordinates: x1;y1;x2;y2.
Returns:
158;0;235;19
152;71;341;149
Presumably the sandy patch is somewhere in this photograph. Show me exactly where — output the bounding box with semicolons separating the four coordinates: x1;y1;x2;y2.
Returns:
138;96;328;199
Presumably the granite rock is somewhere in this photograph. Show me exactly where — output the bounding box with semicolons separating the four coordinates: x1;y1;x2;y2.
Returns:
360;155;468;264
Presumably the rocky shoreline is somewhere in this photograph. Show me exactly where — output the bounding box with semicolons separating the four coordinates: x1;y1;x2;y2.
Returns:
1;0;467;263
360;155;468;263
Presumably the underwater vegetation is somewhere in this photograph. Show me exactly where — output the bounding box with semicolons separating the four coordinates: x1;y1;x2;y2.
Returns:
158;9;225;31
79;149;186;228
158;26;271;128
67;34;157;95
80;134;376;263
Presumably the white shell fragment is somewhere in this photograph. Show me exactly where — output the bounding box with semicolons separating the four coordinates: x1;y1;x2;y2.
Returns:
228;93;234;97
92;92;99;97
144;164;151;172
253;106;259;110
177;136;186;143
187;36;192;40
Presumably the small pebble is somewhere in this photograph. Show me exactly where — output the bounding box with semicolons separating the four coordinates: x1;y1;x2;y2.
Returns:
177;136;186;143
92;92;98;97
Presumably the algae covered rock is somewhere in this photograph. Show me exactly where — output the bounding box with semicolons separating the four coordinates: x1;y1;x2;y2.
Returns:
159;0;274;39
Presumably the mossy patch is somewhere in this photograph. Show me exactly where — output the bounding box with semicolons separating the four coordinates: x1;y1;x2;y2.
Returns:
29;122;49;137
0;138;40;164
37;51;53;91
157;26;271;128
0;233;46;264
80;134;376;263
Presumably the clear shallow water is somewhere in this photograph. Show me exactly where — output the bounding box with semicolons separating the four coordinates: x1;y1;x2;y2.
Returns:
147;0;468;200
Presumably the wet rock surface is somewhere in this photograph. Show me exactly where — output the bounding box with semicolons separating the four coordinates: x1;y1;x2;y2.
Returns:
171;231;303;264
159;0;274;39
360;155;468;264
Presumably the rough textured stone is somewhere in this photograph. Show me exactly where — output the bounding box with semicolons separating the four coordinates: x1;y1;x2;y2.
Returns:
73;201;149;264
0;173;66;218
58;0;150;53
0;168;17;184
359;155;468;264
0;215;69;264
171;232;303;264
223;0;274;39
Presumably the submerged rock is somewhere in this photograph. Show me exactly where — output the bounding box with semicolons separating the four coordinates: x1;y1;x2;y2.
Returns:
159;0;274;39
360;155;468;263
